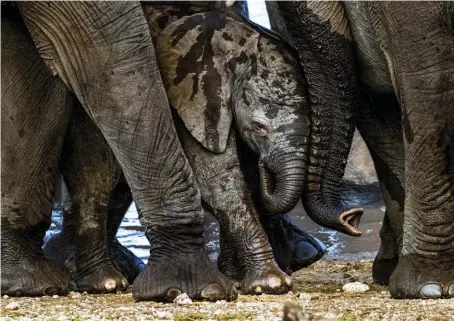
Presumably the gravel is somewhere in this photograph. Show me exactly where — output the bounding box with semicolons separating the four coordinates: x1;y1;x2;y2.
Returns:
1;260;453;321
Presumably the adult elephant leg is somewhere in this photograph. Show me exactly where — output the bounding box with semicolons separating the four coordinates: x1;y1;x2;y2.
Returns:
372;2;454;299
1;13;72;296
59;103;128;294
18;2;236;302
105;177;145;284
356;91;405;285
176;118;291;295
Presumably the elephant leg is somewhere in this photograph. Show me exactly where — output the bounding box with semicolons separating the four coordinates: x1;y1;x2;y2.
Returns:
373;2;454;299
356;91;405;285
177;120;291;295
105;177;145;284
1;12;71;296
18;2;235;302
43;178;76;272
60;103;128;294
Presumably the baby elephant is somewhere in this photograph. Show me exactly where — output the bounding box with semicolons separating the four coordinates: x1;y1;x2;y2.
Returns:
43;5;325;296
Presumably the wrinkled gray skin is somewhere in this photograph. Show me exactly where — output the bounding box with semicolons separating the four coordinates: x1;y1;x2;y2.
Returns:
1;2;237;301
44;2;321;295
276;1;454;299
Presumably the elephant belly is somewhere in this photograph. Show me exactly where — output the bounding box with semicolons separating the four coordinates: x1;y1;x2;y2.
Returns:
343;2;394;94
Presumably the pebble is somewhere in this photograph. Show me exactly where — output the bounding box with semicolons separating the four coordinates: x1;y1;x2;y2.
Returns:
68;292;82;299
297;293;311;308
215;300;227;305
342;282;370;293
5;301;20;310
173;293;192;305
152;309;173;319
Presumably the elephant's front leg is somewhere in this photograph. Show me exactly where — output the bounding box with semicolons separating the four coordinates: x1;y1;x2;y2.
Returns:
59;103;128;293
374;2;454;299
18;2;236;302
177;123;291;295
1;14;72;297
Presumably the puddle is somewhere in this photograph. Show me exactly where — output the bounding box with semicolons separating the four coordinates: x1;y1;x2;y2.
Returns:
46;198;384;264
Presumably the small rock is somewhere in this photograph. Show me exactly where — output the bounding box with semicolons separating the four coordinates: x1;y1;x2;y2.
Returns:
52;294;59;298
153;309;172;319
68;291;82;299
215;300;227;305
5;301;19;310
342;282;370;293
298;293;311;308
173;293;192;305
282;301;307;321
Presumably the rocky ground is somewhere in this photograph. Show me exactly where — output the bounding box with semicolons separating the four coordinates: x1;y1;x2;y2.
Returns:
1;260;453;321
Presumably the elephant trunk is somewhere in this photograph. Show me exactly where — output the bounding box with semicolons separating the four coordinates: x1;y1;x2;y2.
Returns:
259;151;306;214
277;1;363;236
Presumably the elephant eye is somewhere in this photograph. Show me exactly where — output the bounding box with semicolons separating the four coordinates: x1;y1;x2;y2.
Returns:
251;121;268;136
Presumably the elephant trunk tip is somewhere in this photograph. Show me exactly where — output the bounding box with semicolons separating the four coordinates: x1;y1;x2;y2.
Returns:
303;195;364;237
339;208;363;237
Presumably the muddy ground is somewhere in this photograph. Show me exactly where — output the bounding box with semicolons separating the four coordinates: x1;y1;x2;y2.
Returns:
1;260;453;321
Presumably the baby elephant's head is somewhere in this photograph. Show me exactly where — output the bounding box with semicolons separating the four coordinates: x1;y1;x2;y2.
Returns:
157;11;309;214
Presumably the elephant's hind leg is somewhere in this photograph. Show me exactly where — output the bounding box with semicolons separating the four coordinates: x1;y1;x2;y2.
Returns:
1;13;71;297
59;103;128;294
356;91;405;285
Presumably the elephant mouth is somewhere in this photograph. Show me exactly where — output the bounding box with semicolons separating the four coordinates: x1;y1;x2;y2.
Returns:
339;208;364;237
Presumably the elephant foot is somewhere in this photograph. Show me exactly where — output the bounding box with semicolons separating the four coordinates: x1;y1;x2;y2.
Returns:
389;253;454;299
265;215;327;275
69;262;129;294
132;250;237;302
108;238;145;284
1;257;69;297
239;264;292;295
372;255;398;285
43;232;74;272
66;254;129;294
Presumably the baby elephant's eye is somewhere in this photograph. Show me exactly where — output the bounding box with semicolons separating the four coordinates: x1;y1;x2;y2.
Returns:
251;121;268;136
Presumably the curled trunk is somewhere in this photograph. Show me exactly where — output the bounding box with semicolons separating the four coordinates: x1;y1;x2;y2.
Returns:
259;152;306;214
277;1;363;236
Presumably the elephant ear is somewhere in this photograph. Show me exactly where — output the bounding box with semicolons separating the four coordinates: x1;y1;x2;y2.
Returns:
157;11;259;153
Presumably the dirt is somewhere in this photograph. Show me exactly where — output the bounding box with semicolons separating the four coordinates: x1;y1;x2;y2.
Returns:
1;260;453;321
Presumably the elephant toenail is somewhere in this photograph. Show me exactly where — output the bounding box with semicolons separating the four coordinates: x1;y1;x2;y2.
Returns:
104;279;117;291
254;286;262;294
43;284;60;296
285;276;292;287
418;284;442;299
166;288;182;299
201;283;224;300
448;284;454;297
268;277;282;289
121;279;128;288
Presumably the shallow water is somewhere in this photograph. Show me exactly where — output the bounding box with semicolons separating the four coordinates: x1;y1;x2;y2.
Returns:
46;198;384;264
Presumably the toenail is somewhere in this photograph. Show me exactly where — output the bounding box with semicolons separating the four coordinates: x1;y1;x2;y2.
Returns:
448;284;454;297
285;276;292;287
166;288;182;299
201;283;225;300
121;280;128;288
268;277;282;289
43;284;59;296
104;279;117;291
254;286;262;294
418;284;442;299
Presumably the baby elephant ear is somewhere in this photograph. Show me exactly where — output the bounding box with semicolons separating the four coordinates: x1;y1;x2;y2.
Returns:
157;12;234;154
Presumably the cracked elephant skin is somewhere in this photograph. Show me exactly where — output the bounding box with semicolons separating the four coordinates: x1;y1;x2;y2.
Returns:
1;2;236;301
43;3;325;296
276;1;454;299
